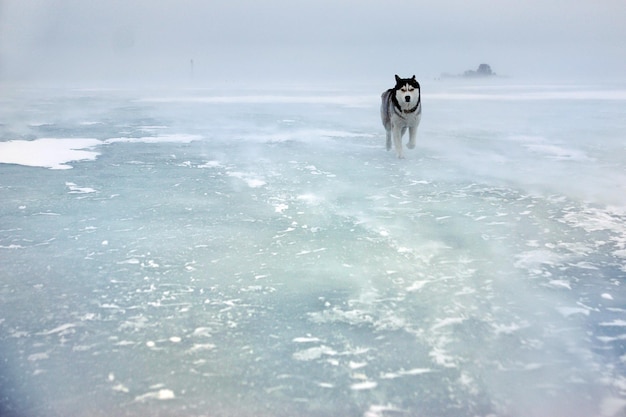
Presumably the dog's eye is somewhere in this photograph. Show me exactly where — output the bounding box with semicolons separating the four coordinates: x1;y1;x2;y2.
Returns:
408;87;414;92
400;88;407;92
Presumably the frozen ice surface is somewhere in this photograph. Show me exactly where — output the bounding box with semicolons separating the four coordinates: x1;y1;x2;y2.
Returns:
1;81;626;417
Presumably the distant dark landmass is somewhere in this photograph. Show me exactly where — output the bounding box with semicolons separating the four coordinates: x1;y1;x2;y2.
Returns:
440;64;498;79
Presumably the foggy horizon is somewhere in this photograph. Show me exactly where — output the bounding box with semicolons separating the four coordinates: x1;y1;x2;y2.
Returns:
1;0;625;88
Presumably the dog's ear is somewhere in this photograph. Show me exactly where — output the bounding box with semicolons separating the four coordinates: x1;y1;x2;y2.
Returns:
411;75;416;80
395;74;401;83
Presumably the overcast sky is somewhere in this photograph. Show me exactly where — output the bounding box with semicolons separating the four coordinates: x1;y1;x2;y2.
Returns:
1;0;625;87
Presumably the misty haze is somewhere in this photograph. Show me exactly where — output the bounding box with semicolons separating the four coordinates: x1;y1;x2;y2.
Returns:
1;1;626;417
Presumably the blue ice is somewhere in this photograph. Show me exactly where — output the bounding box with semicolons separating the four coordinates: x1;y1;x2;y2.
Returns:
1;81;626;417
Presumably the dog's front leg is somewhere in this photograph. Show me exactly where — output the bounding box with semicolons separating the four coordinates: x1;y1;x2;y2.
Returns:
407;126;417;149
392;126;404;158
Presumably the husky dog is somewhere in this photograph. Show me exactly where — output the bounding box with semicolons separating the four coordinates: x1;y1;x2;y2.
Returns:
381;75;422;158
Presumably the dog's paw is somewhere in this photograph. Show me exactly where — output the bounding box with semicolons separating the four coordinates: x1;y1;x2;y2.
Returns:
386;140;392;151
407;142;415;149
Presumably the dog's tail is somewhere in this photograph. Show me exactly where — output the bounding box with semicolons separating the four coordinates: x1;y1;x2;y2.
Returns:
380;89;393;129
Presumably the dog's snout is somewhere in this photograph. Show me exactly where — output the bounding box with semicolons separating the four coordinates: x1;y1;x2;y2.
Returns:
404;95;411;102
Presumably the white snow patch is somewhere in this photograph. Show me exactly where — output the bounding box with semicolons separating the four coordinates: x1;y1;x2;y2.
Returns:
429;90;626;101
297;193;323;204
431;317;466;331
600;396;626;417
0;244;24;249
429;347;457;368
104;134;201;144
134;389;175;402
226;171;266;188
274;203;289;213
514;249;566;269
0;135;201;170
292;337;322;343
66;182;97;194
296;248;327;256
599;320;626;327
117;258;140;265
525;143;590;161
363;404;406;417
292;345;337;361
27;352;49;361
492;322;529;335
349;361;368;370
380;368;432;379
406;280;429;292
137;94;376;108
545;279;572;290
556;306;590;317
197;160;222;168
613;249;626;259
112;384;130;393
0;138;101;169
39;323;76;335
350;381;378;391
187;343;216;352
192;327;213;337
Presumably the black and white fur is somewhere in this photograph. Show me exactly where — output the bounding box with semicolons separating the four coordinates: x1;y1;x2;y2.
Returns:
380;75;422;158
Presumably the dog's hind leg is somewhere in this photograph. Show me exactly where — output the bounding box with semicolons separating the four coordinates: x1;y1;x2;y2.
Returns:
385;130;392;151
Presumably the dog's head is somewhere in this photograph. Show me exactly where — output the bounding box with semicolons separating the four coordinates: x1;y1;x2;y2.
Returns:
393;74;420;107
